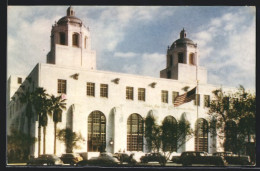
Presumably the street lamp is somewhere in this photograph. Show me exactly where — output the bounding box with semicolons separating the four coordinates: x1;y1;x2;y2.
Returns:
109;139;114;145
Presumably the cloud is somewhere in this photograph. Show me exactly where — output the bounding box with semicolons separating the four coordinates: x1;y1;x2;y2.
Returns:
194;9;255;90
114;52;139;58
122;64;139;75
140;53;165;77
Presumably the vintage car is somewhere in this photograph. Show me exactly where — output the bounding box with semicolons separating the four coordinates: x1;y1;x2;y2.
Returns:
76;152;120;166
179;151;226;166
113;153;137;164
60;153;83;165
27;154;63;165
213;152;251;165
140;153;167;165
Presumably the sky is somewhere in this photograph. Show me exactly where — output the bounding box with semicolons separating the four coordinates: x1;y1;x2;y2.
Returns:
7;6;256;91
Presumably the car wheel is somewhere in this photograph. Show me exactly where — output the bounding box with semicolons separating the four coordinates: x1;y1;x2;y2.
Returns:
70;162;74;166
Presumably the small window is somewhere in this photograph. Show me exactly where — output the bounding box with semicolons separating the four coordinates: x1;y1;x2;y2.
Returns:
126;87;134;100
194;94;200;106
161;90;168;103
178;53;184;63
138;88;145;101
72;33;79;47
87;82;95;97
172;91;179;104
204;95;210;107
100;84;108;98
57;79;66;94
59;32;66;45
17;77;22;84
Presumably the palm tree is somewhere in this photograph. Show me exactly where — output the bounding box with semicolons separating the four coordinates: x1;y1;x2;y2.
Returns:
40;97;53;154
18;88;34;159
50;95;66;154
33;87;50;155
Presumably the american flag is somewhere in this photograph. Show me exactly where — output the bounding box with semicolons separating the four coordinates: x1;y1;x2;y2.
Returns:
174;87;196;107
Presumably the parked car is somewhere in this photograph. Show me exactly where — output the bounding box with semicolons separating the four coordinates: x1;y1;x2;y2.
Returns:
171;155;181;164
140;153;167;166
213;152;251;165
179;151;226;166
60;153;83;165
27;154;63;165
113;153;137;164
76;152;120;166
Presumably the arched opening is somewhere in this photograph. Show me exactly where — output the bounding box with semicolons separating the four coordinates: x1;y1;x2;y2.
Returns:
72;33;79;47
66;105;74;130
224;120;237;153
209;117;217;153
127;113;144;151
88;111;106;152
189;53;195;65
195;118;208;152
169;55;173;66
59;32;66;45
178;52;184;63
162;116;177;152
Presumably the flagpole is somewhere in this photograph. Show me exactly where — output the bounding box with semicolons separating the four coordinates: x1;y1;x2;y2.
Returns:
196;54;199;151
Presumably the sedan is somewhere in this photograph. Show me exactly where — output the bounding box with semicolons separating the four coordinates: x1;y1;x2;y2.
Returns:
76;152;120;167
27;154;63;166
60;153;83;165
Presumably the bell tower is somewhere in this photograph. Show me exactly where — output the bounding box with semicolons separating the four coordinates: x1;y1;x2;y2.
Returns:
160;29;207;84
46;6;96;70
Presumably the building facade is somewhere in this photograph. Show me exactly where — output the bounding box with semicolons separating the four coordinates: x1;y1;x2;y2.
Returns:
7;7;237;160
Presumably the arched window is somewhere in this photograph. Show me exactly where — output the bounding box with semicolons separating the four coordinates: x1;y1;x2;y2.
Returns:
72;33;79;47
178;52;184;63
195;118;208;152
88;111;106;152
224;120;237;153
162;116;177;152
189;53;195;65
59;32;66;45
127;114;143;151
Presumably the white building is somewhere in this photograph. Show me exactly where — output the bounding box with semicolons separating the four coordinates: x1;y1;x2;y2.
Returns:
7;7;237;159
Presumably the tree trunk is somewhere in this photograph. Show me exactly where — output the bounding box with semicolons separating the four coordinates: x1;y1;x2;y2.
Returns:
43;126;46;154
54;122;57;154
27;116;31;159
38;123;41;156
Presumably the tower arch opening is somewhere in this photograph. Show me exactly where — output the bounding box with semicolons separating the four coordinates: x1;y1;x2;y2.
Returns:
178;52;184;64
189;53;195;65
72;33;80;47
59;32;66;45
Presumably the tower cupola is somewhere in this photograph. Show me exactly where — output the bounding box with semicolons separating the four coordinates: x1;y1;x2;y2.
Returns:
67;6;75;16
46;7;96;70
160;29;207;84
